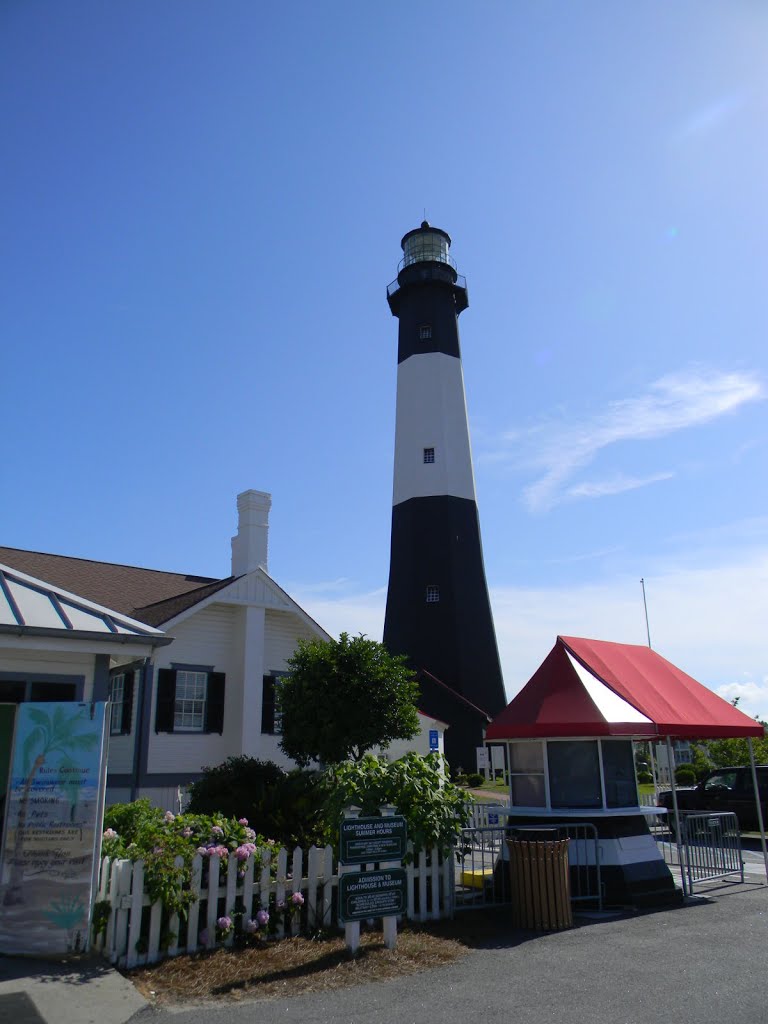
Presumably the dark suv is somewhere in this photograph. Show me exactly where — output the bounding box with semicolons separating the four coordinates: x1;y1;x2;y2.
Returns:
658;766;768;832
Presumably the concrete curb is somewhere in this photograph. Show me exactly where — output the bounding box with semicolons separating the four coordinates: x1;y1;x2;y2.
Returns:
0;954;147;1024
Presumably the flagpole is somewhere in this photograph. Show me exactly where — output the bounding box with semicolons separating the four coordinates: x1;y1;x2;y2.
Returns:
640;578;652;649
640;578;659;801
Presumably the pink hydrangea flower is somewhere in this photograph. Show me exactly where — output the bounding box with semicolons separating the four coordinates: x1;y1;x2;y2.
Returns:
164;811;175;822
234;843;257;861
102;828;118;840
182;827;193;838
212;844;229;858
211;825;224;836
256;909;269;926
217;916;232;932
196;846;210;857
238;818;249;826
291;892;304;907
244;918;259;934
244;828;256;842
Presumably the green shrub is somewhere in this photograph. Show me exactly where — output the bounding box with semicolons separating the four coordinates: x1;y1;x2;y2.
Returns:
466;772;485;788
321;752;471;856
101;805;267;918
675;765;697;786
187;757;326;849
103;798;164;843
637;771;653;785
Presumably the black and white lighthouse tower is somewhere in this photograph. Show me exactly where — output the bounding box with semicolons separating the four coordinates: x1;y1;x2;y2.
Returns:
383;222;507;769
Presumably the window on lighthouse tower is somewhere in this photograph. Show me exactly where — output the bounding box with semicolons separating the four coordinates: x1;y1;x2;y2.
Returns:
419;324;432;340
426;585;440;603
423;447;435;464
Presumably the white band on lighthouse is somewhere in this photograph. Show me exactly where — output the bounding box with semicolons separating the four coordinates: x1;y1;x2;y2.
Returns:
392;352;477;507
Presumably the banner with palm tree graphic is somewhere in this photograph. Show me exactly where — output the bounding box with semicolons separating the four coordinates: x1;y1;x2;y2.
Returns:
0;702;108;955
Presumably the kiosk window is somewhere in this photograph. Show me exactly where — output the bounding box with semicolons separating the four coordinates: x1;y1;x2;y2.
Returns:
548;741;602;809
508;741;546;807
602;740;637;808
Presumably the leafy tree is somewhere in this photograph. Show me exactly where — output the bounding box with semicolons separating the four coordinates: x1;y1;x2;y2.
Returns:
691;734;768;771
277;633;420;767
321;752;472;855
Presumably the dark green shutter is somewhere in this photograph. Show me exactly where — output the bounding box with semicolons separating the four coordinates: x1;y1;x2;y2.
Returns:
155;668;176;732
205;672;226;734
261;675;275;733
121;670;135;735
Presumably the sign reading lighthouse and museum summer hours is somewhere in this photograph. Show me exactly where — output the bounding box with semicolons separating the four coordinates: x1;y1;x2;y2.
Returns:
339;816;407;865
0;703;108;956
338;868;408;923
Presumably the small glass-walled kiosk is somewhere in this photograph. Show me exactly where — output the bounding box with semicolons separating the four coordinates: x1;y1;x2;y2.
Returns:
493;736;678;908
507;738;638;812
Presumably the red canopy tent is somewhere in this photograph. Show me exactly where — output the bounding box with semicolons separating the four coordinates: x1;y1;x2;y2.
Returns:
486;635;763;741
486;635;767;887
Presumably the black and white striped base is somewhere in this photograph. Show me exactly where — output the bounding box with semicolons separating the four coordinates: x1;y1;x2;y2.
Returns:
505;812;682;909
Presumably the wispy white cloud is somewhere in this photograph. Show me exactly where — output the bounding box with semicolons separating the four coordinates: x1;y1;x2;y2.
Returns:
674;93;747;142
289;584;387;643
485;368;763;512
565;471;675;501
541;544;624;566
292;541;768;717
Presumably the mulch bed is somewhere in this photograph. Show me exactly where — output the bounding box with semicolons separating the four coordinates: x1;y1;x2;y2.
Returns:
125;912;513;1005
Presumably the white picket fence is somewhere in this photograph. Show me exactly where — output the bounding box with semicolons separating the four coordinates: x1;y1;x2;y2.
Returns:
467;803;510;828
94;841;454;968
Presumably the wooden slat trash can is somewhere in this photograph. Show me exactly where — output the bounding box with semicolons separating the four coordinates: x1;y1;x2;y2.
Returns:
507;829;573;931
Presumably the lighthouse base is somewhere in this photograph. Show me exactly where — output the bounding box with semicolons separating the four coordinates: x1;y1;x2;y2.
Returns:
503;812;682;911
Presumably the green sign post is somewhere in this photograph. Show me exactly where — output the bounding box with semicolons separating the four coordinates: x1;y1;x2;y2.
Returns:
339;815;407;864
338;868;407;923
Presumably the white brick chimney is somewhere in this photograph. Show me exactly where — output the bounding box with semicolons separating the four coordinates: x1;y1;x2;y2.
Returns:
231;489;271;576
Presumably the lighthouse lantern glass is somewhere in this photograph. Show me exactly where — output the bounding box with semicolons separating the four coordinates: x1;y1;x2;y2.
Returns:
402;230;450;268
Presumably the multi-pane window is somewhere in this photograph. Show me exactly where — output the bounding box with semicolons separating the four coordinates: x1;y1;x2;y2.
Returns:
419;324;432;340
426;585;440;603
109;674;125;735
174;670;208;732
155;668;224;734
423;447;435;464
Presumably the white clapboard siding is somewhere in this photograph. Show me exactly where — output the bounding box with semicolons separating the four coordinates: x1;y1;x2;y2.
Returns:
264;610;317;668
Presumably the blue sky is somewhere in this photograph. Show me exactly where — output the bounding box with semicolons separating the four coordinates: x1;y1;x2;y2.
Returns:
3;2;767;714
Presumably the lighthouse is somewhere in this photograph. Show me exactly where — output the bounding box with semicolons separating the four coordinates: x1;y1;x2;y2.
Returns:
383;222;507;770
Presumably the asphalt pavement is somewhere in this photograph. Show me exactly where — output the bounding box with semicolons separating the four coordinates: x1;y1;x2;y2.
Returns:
3;870;767;1024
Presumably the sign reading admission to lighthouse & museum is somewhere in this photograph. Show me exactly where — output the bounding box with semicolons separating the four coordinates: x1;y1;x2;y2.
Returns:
0;702;108;956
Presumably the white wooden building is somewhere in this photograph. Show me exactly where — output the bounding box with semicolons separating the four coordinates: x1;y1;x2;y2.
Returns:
0;490;446;809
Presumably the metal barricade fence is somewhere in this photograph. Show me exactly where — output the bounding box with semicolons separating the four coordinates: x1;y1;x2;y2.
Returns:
456;822;601;911
681;812;744;891
645;809;744;895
